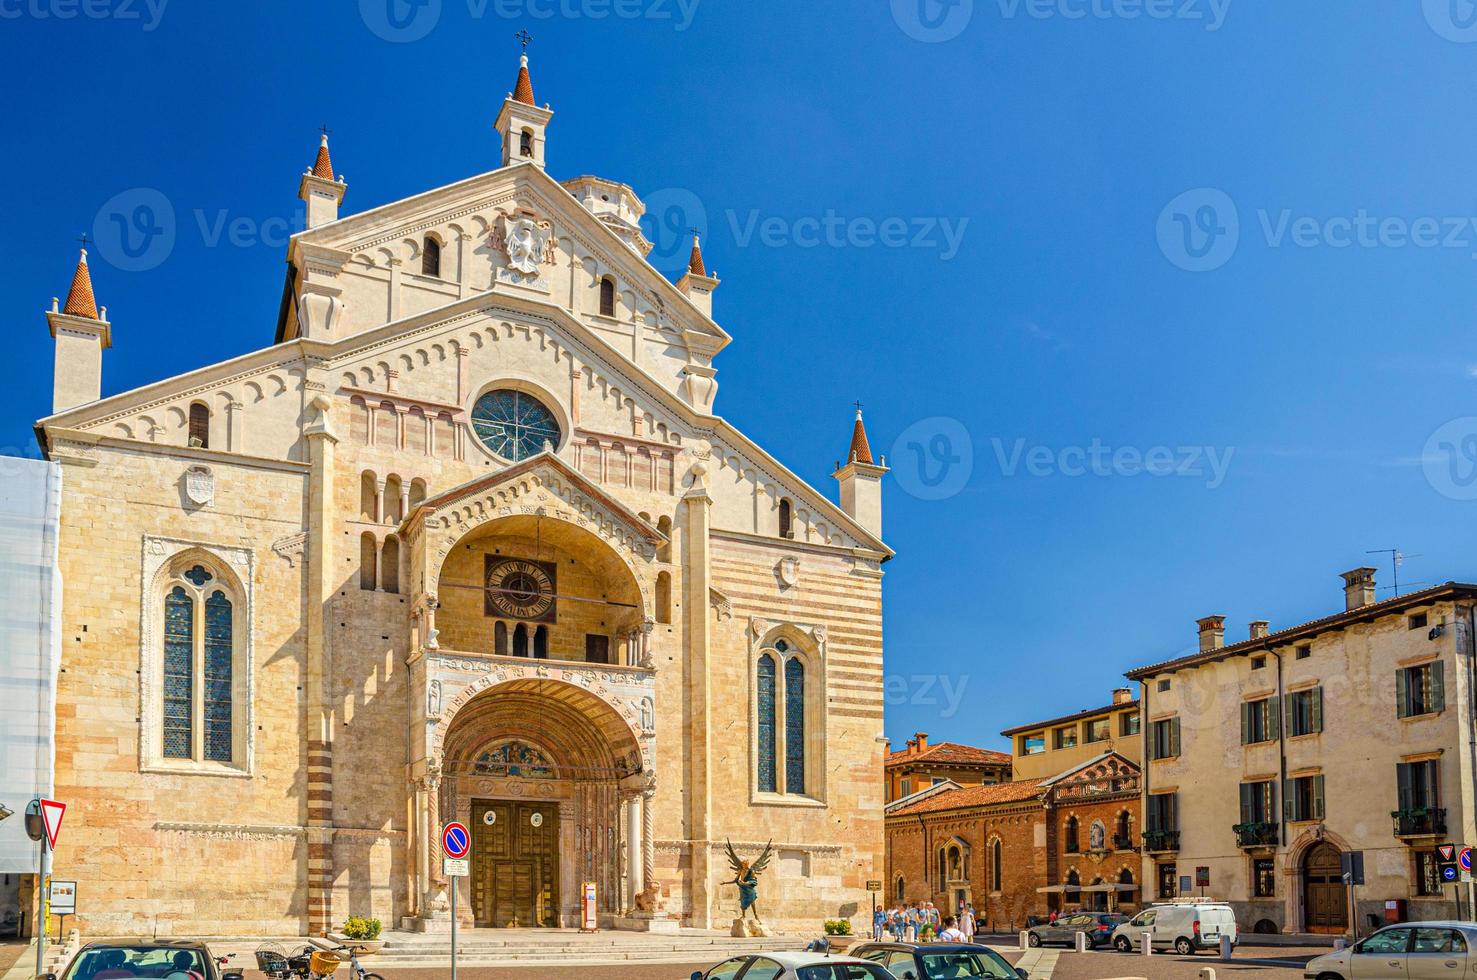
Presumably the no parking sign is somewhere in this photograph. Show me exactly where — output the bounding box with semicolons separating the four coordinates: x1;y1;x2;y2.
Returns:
443;822;471;859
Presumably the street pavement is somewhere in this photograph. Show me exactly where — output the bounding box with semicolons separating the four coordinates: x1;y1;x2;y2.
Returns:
236;965;715;980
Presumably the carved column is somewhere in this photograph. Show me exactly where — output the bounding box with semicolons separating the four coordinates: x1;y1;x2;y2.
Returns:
642;786;656;893
456;233;474;301
626;794;644;910
374;479;386;524
303;389;338;935
682;461;713;926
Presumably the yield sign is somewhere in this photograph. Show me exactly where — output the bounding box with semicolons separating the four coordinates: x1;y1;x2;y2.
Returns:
39;799;65;849
1438;844;1457;862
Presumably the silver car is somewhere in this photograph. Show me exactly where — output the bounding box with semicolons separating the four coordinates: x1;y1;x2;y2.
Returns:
1304;921;1475;980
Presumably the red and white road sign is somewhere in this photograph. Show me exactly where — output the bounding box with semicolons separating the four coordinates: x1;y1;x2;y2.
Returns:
39;799;65;849
1439;844;1457;862
1460;847;1473;873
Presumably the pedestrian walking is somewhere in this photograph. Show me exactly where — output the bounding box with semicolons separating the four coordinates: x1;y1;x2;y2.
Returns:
960;904;976;943
873;906;885;941
939;915;966;943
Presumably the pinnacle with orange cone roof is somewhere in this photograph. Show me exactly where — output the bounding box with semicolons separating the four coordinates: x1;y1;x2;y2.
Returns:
687;234;707;277
848;406;874;466
62;248;99;320
312;132;335;181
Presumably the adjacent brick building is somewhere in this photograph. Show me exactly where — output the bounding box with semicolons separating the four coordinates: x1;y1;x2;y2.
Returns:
885;733;1011;803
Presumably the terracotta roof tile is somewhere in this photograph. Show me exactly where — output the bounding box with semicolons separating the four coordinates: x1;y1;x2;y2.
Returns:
888;741;1011;768
312;134;334;181
887;778;1045;817
848;410;874;465
687;234;707;276
62;249;98;319
513;54;535;105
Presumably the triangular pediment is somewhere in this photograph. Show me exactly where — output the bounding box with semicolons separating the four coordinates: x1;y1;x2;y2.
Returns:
1042;751;1141;794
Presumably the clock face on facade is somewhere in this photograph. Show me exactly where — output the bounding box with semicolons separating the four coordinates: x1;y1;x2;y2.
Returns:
484;557;557;622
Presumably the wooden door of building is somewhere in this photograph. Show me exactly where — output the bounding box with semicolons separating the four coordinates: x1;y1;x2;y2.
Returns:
1303;843;1348;933
471;801;561;927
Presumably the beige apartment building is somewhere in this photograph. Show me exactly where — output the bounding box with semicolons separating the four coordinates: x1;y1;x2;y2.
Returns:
1126;568;1475;936
1002;688;1143;781
33;51;891;936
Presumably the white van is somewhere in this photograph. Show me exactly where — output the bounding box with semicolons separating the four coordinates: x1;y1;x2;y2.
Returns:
1109;902;1239;955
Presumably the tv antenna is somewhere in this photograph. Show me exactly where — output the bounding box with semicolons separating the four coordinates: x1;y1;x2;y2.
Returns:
1366;549;1425;597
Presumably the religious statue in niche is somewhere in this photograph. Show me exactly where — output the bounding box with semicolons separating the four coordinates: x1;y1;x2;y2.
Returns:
1089;820;1107;852
724;839;775;937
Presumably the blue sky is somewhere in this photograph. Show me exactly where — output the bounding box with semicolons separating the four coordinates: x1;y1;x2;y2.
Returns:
4;1;1477;752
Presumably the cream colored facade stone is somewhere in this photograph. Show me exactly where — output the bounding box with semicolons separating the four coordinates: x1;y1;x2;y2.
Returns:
37;66;891;937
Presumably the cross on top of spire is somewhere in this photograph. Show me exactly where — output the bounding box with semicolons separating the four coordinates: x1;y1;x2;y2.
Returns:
512;30;536;105
515;29;533;50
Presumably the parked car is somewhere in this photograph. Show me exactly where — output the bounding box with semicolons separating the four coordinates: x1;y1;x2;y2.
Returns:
1025;912;1127;949
850;941;1026;979
690;951;896;980
1303;921;1476;980
46;940;243;980
1109;902;1238;954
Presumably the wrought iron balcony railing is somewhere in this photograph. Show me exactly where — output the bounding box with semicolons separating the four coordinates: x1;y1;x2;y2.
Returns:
1111;833;1138;852
1141;829;1180;852
1391;807;1446;838
1232;821;1280;848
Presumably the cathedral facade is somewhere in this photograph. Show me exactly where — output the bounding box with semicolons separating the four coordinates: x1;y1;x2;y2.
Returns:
36;54;891;937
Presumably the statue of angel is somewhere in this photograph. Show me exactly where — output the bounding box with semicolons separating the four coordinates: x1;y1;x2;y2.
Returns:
724;839;774;925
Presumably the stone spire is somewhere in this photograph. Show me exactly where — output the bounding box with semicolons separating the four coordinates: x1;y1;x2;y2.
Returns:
311;132;335;180
495;35;553;169
63;248;98;319
513;53;535;105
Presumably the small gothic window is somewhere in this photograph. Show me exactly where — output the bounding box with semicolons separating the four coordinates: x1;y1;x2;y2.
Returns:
784;657;806;794
990;840;1002;891
514;623;529;658
757;654;777;793
778;498;793;539
1065;816;1080;853
519;128;533;157
188;403;209;449
599;276;616;317
534;625;549;659
422;237;441;278
163;586;194;759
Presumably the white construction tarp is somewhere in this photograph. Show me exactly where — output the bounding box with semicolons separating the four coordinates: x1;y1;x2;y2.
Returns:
0;456;61;873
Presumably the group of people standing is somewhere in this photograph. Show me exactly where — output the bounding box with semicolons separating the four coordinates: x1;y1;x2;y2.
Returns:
872;902;978;944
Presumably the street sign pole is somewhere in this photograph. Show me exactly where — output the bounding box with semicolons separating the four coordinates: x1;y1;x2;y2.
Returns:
450;871;457;980
34;832;46;979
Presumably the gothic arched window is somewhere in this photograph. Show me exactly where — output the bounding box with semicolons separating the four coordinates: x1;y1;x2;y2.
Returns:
1065;815;1080;853
599;276;616;317
495;621;510;657
778;498;793;539
784;656;806;793
159;561;240;764
757;653;778;793
990;839;1002;891
422;236;441;277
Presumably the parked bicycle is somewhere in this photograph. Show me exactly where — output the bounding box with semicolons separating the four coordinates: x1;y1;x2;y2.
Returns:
255;942;385;980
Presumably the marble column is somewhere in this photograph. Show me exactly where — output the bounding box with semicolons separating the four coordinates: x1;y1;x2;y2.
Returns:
626;794;644;909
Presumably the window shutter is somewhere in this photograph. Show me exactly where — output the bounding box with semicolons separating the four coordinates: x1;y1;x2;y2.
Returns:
1396;762;1413;811
1170;717;1181;757
1240;702;1251;745
1311;687;1324;733
1239;783;1252;823
1285;692;1297;736
1268;696;1281;740
1283;779;1296;822
1312;775;1326;821
1397;667;1411;719
1430;662;1445;713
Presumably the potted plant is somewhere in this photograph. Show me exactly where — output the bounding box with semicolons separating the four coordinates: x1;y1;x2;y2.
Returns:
332;916;384;955
824;919;853;952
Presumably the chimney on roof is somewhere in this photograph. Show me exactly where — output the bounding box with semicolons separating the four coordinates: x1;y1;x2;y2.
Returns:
1197;615;1226;652
1111;686;1133;705
1249;620;1270;640
1341;567;1377;611
913;732;929;751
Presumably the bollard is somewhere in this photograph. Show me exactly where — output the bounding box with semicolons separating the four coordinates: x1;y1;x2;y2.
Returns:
1141;931;1153;956
1074;931;1088;953
1199;969;1217;980
1220;934;1232;961
1019;930;1030;950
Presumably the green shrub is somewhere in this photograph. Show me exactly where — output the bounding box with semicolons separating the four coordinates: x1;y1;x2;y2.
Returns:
824;919;853;936
341;916;382;941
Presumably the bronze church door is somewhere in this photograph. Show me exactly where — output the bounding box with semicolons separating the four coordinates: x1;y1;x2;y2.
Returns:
1303;843;1348;933
471;801;560;927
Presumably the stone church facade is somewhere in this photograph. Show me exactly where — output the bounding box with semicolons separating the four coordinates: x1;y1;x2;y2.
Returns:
35;53;891;937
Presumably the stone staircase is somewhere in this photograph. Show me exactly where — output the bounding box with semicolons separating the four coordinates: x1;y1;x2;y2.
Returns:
371;930;806;967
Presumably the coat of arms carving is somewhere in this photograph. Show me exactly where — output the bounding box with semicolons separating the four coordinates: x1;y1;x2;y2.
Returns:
183;465;214;508
490;211;555;276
